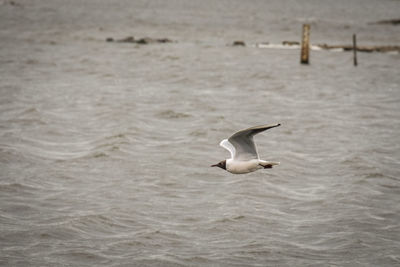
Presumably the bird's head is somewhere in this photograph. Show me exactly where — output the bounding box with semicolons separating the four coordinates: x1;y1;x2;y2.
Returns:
211;160;226;170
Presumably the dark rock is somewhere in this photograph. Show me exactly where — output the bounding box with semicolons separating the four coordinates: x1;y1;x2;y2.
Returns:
106;37;114;42
157;38;172;43
232;41;246;46
136;37;153;44
136;37;172;44
117;36;135;43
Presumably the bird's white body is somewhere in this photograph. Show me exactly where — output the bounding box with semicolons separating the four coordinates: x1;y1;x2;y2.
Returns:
226;159;279;174
212;124;281;174
226;158;261;174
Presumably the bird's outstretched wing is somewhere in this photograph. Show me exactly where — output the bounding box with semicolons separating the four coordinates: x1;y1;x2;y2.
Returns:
228;123;280;161
219;139;235;159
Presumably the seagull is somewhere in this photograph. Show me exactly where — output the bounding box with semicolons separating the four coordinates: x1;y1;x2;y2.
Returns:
211;123;281;174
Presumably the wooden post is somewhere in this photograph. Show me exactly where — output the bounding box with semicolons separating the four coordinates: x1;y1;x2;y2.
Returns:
300;24;310;64
353;34;358;66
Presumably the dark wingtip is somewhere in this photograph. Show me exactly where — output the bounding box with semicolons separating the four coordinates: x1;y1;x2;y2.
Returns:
270;123;281;128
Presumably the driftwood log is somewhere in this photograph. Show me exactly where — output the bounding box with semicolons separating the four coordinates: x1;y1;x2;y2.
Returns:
370;19;400;25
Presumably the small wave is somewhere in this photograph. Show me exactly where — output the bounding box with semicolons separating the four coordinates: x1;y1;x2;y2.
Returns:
0;182;39;194
139;229;183;242
365;172;385;179
50;250;110;265
156;110;191;119
5;107;48;125
132;258;186;267
189;129;207;137
68;214;132;238
1;203;39;217
7;132;133;161
89;151;109;158
215;215;246;223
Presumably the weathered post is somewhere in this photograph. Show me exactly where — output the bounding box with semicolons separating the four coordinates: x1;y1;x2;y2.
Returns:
300;24;310;64
353;34;358;66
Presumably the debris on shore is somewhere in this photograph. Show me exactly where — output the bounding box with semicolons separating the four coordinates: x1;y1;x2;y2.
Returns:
106;36;173;44
106;35;399;53
255;41;299;49
282;41;300;46
253;40;400;53
315;44;400;53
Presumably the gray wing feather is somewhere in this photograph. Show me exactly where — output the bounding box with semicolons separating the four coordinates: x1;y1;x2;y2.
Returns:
228;123;280;160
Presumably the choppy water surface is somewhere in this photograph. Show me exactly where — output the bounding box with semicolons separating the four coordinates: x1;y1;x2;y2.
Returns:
1;0;400;266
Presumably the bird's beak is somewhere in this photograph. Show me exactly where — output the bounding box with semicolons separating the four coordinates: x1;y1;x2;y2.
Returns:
211;164;218;167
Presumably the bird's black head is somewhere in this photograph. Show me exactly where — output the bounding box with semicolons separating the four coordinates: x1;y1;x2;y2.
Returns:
211;160;226;170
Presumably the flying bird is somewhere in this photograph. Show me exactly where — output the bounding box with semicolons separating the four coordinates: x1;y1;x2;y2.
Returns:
211;123;280;174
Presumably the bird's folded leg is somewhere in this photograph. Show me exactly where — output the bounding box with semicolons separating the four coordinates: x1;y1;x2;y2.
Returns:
259;163;273;169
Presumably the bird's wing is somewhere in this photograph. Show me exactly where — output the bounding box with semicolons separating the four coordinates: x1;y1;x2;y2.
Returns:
219;139;235;159
228;123;280;161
